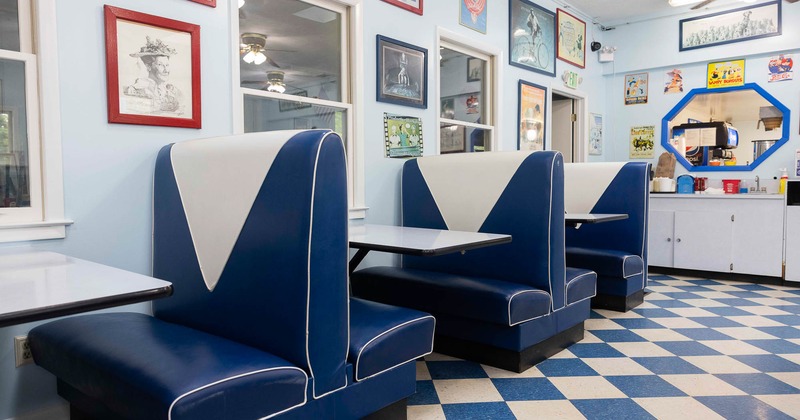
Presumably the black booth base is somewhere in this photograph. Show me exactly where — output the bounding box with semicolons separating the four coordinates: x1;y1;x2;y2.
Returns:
362;398;408;420
591;290;645;312
433;322;585;373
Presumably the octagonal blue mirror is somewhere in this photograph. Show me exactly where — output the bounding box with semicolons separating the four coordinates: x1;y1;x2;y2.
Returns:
661;83;790;172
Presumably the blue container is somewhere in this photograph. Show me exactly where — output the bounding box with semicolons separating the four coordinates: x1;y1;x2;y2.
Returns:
677;175;695;194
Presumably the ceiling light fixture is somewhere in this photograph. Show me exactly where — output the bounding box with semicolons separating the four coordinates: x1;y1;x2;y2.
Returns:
238;0;245;8
266;71;286;94
241;33;268;65
668;0;703;7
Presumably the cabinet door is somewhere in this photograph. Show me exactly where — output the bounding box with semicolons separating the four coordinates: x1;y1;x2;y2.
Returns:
730;203;784;277
648;210;675;267
673;211;733;272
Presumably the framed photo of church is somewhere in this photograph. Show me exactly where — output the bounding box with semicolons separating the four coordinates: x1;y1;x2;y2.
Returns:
376;35;428;109
104;6;201;128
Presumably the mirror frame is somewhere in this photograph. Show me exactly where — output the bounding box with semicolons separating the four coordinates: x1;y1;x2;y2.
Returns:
661;83;791;172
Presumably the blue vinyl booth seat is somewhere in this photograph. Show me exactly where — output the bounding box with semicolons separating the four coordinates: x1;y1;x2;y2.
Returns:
29;130;435;420
351;151;597;373
564;162;651;311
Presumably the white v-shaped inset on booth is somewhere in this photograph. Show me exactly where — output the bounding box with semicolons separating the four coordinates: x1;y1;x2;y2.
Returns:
171;131;302;291
417;151;536;232
564;162;626;214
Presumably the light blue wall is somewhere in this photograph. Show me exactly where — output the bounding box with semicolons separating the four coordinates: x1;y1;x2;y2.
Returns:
600;3;799;184
0;1;608;417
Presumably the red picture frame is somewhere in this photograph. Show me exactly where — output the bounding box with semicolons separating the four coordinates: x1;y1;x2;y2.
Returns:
556;8;586;69
381;0;423;15
104;6;201;128
190;0;216;7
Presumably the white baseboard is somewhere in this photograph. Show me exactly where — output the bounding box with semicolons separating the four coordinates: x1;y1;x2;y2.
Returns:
5;403;68;420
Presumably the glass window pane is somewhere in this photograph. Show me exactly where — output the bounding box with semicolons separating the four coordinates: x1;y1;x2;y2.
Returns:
440;123;490;153
440;48;486;124
0;0;20;52
239;0;342;102
243;94;347;139
0;58;30;207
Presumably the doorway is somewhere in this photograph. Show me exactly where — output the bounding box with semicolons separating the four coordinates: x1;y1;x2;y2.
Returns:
550;89;586;163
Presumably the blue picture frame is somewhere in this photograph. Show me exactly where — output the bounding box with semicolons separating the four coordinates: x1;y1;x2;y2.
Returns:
517;80;547;151
661;83;790;172
508;0;556;77
679;0;781;52
376;35;428;109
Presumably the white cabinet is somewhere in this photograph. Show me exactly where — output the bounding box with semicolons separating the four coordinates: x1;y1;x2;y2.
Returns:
649;195;784;277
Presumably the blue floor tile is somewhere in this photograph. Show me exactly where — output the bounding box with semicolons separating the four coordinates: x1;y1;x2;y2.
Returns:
713;298;762;307
648;275;678;281
677;285;713;292
655;341;721;356
781;297;800;305
426;361;488;380
716;373;800;395
605;375;686;398
573;398;657;420
590;310;605;319
757;326;800;339
442;402;516;420
772;305;800;315
688;316;744;328
660;292;702;300
632;357;705;374
611;318;667;329
704;306;756;316
765;315;800;326
591;329;648;343
746;339;800;354
632;308;682;318
491;378;565;401
536;358;599;377
696;396;793;420
567;343;626;358
732;354;800;373
673;328;735;341
649;299;693;308
735;284;775;291
726;290;769;298
409;380;439;405
687;279;726;286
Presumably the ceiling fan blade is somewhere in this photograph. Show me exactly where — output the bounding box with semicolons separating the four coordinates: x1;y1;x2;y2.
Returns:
266;55;281;68
786;0;799;3
691;0;716;10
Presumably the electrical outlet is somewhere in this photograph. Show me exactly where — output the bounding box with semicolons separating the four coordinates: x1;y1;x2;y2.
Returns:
15;335;33;367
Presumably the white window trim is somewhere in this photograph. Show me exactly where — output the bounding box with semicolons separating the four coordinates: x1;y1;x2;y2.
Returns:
435;27;504;154
549;84;589;162
230;0;366;219
0;0;71;243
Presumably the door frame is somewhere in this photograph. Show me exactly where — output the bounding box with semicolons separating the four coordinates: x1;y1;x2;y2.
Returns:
549;85;587;162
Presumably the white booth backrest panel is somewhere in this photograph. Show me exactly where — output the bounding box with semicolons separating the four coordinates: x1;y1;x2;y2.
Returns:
564;162;626;214
417;151;535;232
170;131;303;291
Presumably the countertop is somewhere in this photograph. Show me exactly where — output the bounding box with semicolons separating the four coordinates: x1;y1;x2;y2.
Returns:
650;192;784;200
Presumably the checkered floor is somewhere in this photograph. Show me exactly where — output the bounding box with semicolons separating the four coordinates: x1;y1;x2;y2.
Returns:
408;274;800;419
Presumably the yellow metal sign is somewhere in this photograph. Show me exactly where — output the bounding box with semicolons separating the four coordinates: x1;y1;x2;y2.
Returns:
707;59;745;89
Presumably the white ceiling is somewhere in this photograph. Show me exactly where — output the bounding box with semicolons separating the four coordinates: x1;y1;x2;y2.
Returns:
564;0;769;27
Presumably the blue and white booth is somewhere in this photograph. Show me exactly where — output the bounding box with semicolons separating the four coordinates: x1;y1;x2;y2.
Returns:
564;162;651;311
352;151;597;372
29;130;435;419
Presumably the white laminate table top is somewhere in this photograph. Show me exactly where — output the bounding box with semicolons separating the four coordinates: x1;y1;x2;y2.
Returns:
0;251;172;327
565;213;629;224
349;224;511;256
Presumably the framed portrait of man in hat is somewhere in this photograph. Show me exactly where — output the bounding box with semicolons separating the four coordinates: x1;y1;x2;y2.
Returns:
104;6;201;128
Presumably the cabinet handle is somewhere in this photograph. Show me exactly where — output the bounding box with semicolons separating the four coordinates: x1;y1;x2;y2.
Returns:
676;238;681;243
667;238;671;242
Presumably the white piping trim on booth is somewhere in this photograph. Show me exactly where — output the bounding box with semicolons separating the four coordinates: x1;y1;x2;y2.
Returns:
354;315;436;381
168;367;308;420
507;289;551;326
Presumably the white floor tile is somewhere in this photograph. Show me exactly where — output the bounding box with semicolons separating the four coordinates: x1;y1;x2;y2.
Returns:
585;318;626;331
661;374;748;396
432;379;504;404
417;361;431;380
715;327;778;340
630;328;692;342
549;349;577;359
582;357;653;376
746;298;794;307
648;285;687;293
681;298;728;308
507;400;586;419
481;364;544;379
739;306;794;316
407;404;446;420
705;284;749;292
681;355;760;374
549;376;626;399
650;317;706;329
690;291;737;299
769;371;800;389
634;396;726;420
727;315;785;328
665;307;719;318
698;340;771;355
580;331;603;344
594;309;644;319
754;290;800;298
608;342;675;357
756;395;800;418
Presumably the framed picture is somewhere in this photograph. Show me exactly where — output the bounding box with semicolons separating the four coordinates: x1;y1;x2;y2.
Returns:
707;59;744;89
589;113;602;155
679;0;781;51
440;125;466;154
279;90;312;112
509;0;556;77
381;0;423;15
768;54;793;83
189;0;216;7
104;6;201;128
517;80;547;151
384;113;423;158
630;125;655;159
460;0;487;34
556;9;585;69
664;68;684;94
467;57;482;82
624;73;648;105
376;35;427;109
441;92;482;121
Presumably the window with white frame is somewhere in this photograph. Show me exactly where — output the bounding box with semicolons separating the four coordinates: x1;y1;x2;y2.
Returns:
235;0;364;217
0;0;67;241
438;40;495;153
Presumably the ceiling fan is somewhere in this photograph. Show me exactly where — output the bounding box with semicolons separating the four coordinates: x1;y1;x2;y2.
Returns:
239;33;293;68
683;0;797;9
